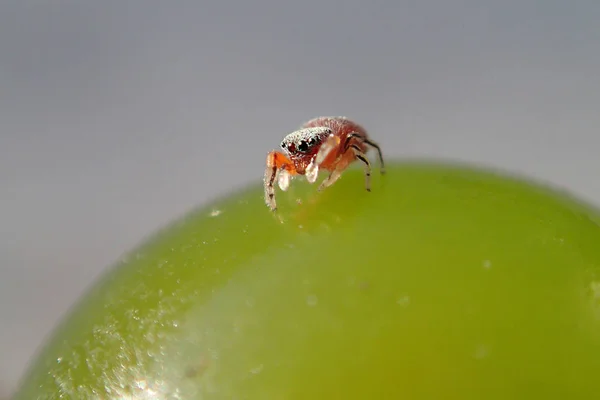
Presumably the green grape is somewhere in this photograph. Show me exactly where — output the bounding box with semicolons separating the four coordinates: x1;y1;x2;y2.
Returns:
14;161;600;399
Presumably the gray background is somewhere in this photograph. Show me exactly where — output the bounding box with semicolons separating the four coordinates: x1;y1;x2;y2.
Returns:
1;0;599;396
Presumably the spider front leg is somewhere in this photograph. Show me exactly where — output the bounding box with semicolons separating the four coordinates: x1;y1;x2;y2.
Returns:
264;151;296;211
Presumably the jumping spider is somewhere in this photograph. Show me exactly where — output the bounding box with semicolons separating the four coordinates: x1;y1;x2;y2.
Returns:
263;116;385;211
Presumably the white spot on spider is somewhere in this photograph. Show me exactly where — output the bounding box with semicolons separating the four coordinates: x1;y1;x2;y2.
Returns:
482;259;492;269
306;158;319;183
210;209;222;217
278;169;290;191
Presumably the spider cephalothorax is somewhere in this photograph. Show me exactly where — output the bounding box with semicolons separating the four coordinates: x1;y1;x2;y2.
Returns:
279;126;332;174
264;116;385;211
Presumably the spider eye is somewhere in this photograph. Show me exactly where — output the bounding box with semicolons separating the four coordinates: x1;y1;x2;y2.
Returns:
281;141;286;149
298;140;309;152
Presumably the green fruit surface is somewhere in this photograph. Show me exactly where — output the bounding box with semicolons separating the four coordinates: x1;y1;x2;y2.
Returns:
14;161;600;399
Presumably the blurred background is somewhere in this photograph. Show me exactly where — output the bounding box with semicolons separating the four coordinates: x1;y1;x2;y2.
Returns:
1;0;599;396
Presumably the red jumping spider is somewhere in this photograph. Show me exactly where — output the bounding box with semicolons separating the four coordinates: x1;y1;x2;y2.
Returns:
264;116;385;211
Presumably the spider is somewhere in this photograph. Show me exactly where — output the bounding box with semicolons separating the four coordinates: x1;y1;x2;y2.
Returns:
263;116;385;211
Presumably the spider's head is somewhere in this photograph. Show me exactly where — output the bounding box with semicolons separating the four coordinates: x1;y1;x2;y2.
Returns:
281;126;331;160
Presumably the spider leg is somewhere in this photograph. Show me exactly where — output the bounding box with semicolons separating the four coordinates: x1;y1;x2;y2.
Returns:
344;133;385;174
317;144;367;192
317;168;344;192
351;144;372;191
362;138;385;174
264;164;277;209
264;151;295;211
318;136;373;192
321;142;372;192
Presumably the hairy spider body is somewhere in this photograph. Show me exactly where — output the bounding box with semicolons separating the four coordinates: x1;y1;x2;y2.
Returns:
264;116;385;211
